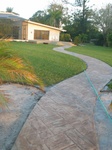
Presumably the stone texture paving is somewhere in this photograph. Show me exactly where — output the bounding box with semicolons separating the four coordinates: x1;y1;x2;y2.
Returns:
11;45;112;150
0;84;43;150
94;93;112;150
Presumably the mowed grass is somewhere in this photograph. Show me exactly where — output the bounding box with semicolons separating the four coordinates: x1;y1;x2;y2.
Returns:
10;42;86;86
67;44;112;66
67;44;112;89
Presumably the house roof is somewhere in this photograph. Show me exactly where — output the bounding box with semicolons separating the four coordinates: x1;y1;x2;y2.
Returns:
0;12;66;32
24;20;66;32
0;11;25;21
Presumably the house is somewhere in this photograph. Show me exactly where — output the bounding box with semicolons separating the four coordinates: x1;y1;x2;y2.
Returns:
0;12;64;41
15;20;64;41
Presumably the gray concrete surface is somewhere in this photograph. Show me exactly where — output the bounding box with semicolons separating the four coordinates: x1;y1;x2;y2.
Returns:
10;45;112;150
0;84;43;150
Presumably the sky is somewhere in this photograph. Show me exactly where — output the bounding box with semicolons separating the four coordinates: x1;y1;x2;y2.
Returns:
0;0;112;19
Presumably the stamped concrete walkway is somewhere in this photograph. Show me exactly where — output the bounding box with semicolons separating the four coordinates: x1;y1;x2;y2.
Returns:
11;45;112;150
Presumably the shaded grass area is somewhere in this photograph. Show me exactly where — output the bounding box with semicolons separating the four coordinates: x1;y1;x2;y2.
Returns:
10;42;86;86
67;44;112;89
67;44;112;66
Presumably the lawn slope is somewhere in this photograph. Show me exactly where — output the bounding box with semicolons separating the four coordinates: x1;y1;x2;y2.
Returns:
10;42;86;86
67;44;112;66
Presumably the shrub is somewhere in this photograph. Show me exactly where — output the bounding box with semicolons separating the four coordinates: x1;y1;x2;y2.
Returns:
60;33;64;41
107;32;112;47
60;33;71;42
94;34;104;46
0;40;44;107
74;34;88;45
79;34;88;43
64;34;71;41
74;36;81;45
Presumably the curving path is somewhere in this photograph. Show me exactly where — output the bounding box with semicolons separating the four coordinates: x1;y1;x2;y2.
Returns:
11;45;112;150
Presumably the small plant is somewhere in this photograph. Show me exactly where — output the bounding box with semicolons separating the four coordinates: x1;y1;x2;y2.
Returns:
74;34;88;45
74;36;81;45
79;34;88;43
60;33;71;42
0;40;44;107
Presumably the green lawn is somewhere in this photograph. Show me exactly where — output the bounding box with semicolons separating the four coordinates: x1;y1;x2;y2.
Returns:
10;42;86;86
67;44;112;66
67;44;112;89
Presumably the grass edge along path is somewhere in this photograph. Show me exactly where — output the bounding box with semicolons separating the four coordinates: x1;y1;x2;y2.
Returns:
9;42;86;86
67;44;112;89
67;44;112;67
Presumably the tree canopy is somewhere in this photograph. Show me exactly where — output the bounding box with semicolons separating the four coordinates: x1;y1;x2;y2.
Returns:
93;3;112;46
6;7;13;12
4;1;112;47
30;2;68;28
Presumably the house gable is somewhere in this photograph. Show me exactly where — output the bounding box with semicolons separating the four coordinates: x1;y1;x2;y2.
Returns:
22;20;63;41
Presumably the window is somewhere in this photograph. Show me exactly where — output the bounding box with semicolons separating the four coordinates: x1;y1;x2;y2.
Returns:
13;26;19;39
34;30;49;40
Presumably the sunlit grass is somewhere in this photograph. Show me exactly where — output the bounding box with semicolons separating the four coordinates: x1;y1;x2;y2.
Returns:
67;44;112;89
10;42;86;86
0;41;43;88
0;40;44;107
67;44;112;66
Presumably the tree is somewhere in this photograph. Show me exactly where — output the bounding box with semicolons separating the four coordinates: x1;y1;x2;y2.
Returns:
6;7;13;12
30;10;47;24
93;4;112;46
0;40;44;107
62;0;91;34
30;2;68;28
6;7;19;15
47;3;64;27
61;0;98;43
